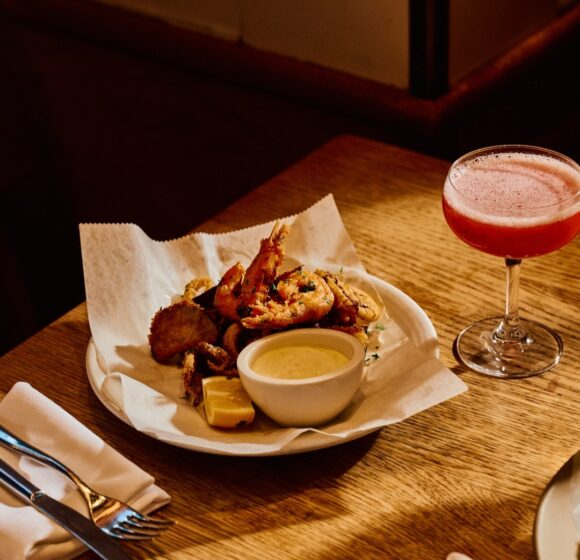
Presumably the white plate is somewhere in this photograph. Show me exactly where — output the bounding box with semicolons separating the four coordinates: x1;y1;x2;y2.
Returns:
86;275;439;456
534;452;580;559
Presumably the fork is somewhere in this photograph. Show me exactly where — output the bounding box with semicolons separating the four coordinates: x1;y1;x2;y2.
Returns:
0;424;174;540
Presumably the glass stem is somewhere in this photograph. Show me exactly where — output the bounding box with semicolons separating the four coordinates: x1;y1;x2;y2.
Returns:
495;258;526;341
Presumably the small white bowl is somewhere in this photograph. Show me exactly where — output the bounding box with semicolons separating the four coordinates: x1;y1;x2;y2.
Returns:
237;328;365;427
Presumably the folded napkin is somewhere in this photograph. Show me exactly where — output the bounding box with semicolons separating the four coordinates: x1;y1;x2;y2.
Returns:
0;382;171;560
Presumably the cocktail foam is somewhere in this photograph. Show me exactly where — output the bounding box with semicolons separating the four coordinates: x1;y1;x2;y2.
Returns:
444;152;580;227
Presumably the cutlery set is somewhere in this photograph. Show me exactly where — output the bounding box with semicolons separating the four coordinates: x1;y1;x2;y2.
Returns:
0;424;173;559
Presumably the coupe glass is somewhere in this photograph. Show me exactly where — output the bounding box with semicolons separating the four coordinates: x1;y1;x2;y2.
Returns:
442;145;580;378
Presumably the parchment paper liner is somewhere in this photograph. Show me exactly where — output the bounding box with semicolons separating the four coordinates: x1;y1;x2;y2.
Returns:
80;195;467;454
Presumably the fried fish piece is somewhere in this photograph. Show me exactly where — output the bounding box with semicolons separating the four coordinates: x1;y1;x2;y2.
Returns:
149;300;219;362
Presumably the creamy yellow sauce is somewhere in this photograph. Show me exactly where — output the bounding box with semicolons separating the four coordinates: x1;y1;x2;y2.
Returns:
252;345;349;379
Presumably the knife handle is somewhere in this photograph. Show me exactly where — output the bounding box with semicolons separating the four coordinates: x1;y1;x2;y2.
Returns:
0;457;132;560
0;457;44;503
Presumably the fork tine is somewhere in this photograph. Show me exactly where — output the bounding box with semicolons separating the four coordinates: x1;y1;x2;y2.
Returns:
107;530;156;542
123;517;172;532
129;512;175;526
123;520;165;532
112;524;164;539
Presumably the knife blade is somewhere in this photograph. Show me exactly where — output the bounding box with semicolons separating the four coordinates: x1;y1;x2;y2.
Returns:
0;457;131;560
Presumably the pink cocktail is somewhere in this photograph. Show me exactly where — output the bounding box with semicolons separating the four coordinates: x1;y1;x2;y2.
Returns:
443;151;580;258
442;145;580;378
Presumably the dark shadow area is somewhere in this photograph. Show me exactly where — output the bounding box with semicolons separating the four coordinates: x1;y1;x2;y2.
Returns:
0;10;578;355
0;17;83;354
0;15;367;354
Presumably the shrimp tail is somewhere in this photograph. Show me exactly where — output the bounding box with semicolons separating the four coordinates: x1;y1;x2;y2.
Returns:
214;262;245;322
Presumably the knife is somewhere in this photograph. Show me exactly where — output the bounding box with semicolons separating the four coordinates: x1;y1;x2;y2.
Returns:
0;457;131;560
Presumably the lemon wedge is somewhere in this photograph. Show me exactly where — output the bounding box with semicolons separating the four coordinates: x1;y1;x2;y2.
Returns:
202;376;255;429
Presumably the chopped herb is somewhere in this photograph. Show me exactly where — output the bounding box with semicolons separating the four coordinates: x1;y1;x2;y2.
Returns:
373;323;385;331
299;280;317;293
364;352;381;365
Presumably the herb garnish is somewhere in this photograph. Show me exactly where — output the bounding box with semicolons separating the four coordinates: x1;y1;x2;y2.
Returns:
364;352;380;365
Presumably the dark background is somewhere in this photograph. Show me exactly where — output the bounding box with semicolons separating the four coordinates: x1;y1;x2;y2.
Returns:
1;8;579;355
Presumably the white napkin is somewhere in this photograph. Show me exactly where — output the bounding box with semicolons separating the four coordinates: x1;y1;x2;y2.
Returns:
0;382;171;560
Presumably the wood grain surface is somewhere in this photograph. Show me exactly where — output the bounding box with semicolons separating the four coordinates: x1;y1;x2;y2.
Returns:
1;135;579;559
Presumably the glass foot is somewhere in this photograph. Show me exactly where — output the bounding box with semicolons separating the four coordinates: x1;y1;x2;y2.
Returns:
454;316;563;379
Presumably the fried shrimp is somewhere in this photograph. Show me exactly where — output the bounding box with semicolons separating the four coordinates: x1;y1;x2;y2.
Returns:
214;262;245;321
214;222;289;321
240;222;288;304
349;285;381;323
315;269;380;325
241;267;334;330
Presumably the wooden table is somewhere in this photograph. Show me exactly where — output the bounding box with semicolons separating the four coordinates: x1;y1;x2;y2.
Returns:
1;136;579;559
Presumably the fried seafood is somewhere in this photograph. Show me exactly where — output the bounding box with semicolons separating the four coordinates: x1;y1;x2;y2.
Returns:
315;269;381;325
149;300;219;362
182;277;213;302
241;267;334;330
214;222;289;321
183;341;238;406
222;322;243;359
241;221;288;303
148;221;383;429
183;350;202;405
195;341;238;376
213;262;244;322
349;285;381;323
327;324;369;348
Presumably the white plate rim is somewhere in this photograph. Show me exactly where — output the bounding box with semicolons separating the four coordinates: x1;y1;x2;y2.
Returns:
534;452;579;559
85;275;438;456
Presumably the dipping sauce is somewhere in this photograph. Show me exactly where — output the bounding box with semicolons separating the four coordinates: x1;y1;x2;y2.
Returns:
252;345;349;379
